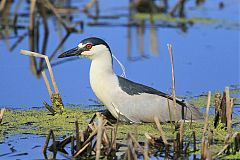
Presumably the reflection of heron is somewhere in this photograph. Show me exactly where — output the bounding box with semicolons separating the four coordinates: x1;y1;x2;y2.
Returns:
58;37;203;123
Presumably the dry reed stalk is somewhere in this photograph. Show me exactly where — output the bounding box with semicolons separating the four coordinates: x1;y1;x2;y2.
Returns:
201;91;211;158
207;147;212;160
80;131;85;142
102;128;110;146
74;142;91;157
179;120;184;149
220;91;227;125
154;116;168;145
73;129;97;158
216;132;239;157
201;140;208;160
214;92;221;128
88;123;95;131
228;97;234;130
0;108;5;124
143;137;149;160
214;93;221;113
202;91;211;138
75;120;81;152
96;113;103;160
128;133;143;152
127;134;138;160
20;50;59;94
41;70;53;97
80;129;97;150
173;133;180;159
225;87;232;133
144;133;155;145
167;44;179;122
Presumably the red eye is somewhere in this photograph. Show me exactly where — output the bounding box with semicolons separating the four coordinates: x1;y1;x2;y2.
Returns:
86;44;92;49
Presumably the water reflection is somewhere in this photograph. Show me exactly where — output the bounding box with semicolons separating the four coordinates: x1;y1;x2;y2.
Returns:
0;0;238;107
0;0;214;76
0;0;83;77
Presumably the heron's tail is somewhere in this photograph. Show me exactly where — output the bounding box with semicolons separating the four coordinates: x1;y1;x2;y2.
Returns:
182;102;204;121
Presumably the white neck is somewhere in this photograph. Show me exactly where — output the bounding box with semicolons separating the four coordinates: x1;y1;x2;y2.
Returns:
90;52;114;76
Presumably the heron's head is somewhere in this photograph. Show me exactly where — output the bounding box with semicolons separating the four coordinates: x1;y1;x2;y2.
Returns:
58;37;111;60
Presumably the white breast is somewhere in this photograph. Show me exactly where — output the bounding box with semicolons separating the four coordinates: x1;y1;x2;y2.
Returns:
89;56;120;118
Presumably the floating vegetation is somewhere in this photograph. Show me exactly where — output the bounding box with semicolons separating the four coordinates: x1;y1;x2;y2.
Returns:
0;88;239;159
134;13;219;25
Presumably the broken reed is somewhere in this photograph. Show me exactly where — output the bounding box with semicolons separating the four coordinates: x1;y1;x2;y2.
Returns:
20;50;64;114
42;94;238;159
167;44;179;122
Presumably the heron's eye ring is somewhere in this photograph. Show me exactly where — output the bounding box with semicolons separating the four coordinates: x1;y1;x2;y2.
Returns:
86;44;92;49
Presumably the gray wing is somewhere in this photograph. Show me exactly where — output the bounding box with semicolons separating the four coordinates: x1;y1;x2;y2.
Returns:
117;76;203;121
117;76;185;105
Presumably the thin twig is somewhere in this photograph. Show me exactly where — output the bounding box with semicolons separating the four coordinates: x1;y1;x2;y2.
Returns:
167;44;178;121
202;91;211;139
128;133;144;152
225;87;232;133
216;132;239;157
143;136;149;160
96;113;103;160
41;70;53;97
201;91;211;157
20;50;59;94
154;116;168;145
74;142;91;158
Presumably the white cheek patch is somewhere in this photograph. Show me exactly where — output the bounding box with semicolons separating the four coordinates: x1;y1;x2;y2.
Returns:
78;43;84;48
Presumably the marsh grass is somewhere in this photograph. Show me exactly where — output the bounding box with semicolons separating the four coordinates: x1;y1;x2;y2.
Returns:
0;105;239;158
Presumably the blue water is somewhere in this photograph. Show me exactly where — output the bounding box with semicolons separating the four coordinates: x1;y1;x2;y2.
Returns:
0;0;239;108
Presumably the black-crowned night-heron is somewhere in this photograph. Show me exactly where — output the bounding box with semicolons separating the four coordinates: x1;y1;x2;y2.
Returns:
58;37;203;123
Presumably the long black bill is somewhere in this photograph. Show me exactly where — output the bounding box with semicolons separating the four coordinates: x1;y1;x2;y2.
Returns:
58;47;83;58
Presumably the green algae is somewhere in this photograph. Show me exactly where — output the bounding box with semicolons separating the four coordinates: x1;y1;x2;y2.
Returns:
0;107;96;139
134;13;240;28
189;86;240;107
134;13;219;24
0;107;239;158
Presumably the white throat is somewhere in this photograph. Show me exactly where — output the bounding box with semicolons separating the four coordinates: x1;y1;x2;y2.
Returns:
89;51;116;98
